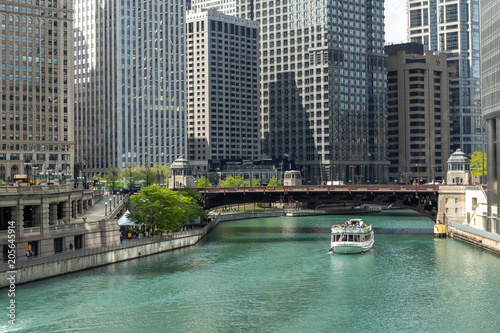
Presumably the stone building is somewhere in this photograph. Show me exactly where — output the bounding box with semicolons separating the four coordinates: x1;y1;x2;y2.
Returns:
0;184;118;261
0;1;75;183
169;158;195;189
283;170;302;186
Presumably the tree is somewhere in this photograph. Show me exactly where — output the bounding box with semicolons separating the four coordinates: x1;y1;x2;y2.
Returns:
470;151;486;181
120;164;141;189
267;176;282;186
244;177;260;186
120;163;170;188
219;174;245;187
104;165;120;192
178;186;205;216
196;176;213;188
137;164;157;187
128;185;202;232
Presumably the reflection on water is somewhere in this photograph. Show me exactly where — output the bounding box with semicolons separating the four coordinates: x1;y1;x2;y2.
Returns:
4;211;499;333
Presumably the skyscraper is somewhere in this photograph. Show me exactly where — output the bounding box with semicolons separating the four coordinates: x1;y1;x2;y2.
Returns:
186;8;260;173
385;43;453;184
74;1;187;177
238;0;388;184
407;0;482;155
0;0;74;183
191;0;236;15
480;0;500;233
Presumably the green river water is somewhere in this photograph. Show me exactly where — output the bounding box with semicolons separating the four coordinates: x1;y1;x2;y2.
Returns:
2;210;500;333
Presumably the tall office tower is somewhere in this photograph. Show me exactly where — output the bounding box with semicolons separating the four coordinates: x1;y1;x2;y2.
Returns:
74;1;187;177
238;0;388;184
186;8;259;173
407;0;482;155
480;0;500;233
0;1;74;183
385;43;453;184
191;0;236;15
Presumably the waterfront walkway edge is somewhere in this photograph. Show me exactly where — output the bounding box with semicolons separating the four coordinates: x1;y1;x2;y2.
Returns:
0;210;286;287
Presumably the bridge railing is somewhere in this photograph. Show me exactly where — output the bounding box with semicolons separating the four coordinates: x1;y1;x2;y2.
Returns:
198;184;441;193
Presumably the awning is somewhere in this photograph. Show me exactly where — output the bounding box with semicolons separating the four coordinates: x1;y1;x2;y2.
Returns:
118;210;136;226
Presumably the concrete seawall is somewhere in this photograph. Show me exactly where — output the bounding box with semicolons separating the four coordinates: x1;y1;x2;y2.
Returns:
448;221;500;256
1;234;204;288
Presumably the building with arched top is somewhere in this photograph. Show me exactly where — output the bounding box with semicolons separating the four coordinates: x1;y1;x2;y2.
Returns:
169;158;194;189
446;149;470;185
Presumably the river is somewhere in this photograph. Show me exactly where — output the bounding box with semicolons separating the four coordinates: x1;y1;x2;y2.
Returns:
3;210;500;332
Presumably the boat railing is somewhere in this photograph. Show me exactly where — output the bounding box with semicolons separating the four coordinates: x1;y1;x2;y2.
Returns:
331;225;372;233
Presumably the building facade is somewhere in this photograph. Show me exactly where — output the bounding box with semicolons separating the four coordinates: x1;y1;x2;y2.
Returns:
385;43;453;184
186;8;259;172
0;184;119;261
74;1;187;177
480;0;500;233
0;1;74;183
238;0;388;184
191;0;236;15
407;0;482;155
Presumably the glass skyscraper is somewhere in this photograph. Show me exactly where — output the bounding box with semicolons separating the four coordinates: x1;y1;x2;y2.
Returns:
480;0;500;233
74;1;187;176
238;0;388;184
192;0;237;15
408;0;482;156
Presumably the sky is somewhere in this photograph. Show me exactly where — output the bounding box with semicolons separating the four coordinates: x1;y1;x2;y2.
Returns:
384;0;407;44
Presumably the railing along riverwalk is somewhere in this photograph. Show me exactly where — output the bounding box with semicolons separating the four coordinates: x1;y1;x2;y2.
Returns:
0;223;215;272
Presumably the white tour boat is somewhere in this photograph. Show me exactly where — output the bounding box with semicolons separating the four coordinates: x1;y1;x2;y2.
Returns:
329;219;374;254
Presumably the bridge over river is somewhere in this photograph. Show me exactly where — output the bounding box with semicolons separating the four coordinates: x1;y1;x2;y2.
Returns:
198;184;440;221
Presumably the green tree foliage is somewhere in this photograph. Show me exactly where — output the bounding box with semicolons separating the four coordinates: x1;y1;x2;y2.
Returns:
219;174;244;187
469;151;487;177
128;185;202;232
138;164;157;187
246;177;261;186
104;165;120;192
178;186;205;210
196;176;213;188
218;174;261;187
120;164;141;189
120;163;170;188
267;176;282;186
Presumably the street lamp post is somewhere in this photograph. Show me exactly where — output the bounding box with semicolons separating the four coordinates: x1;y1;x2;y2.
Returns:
47;169;53;185
32;166;38;184
24;161;31;181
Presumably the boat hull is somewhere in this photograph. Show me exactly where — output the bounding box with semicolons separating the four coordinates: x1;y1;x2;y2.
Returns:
330;238;374;254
